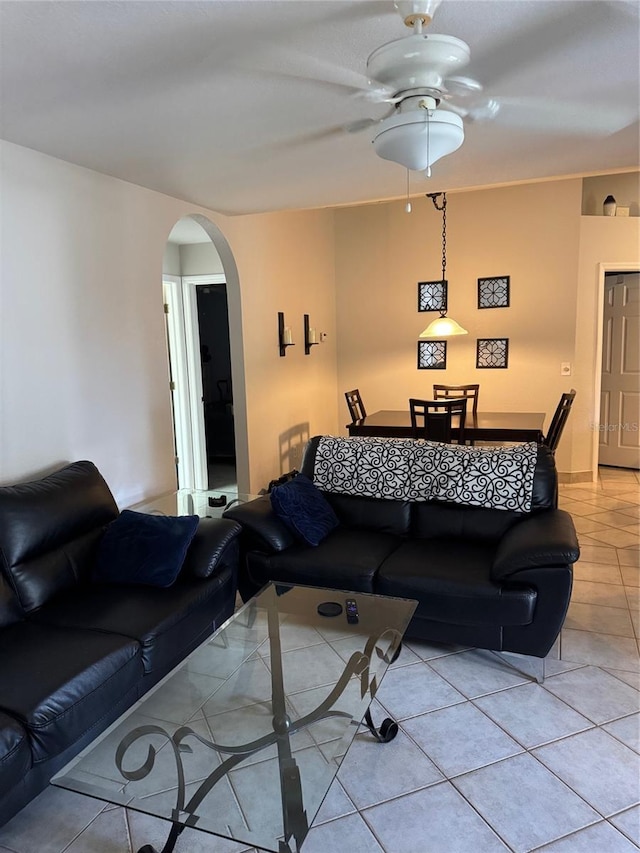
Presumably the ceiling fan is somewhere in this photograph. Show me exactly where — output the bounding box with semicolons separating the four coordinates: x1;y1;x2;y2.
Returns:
342;0;637;175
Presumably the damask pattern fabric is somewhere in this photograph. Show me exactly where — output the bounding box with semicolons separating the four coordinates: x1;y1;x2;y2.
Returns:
313;436;537;512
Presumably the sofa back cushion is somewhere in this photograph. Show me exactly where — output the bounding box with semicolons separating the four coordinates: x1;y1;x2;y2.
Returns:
323;492;411;536
0;571;23;627
0;461;119;613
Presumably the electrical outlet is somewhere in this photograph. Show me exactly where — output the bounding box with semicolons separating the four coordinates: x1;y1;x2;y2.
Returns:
561;362;572;376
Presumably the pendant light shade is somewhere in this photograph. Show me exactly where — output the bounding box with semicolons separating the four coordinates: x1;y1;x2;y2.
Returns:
419;315;468;337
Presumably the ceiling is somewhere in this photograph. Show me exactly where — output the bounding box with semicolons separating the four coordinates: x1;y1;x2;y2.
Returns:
1;0;639;217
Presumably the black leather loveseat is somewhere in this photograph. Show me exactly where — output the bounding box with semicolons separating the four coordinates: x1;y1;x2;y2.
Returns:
225;435;579;663
0;461;240;826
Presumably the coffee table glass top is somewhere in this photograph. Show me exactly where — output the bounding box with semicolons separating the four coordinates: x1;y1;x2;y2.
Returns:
52;583;416;853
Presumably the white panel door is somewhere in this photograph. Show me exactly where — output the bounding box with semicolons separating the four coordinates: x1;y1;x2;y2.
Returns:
599;273;640;469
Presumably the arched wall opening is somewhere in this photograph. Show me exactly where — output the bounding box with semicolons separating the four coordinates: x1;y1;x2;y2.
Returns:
162;214;249;496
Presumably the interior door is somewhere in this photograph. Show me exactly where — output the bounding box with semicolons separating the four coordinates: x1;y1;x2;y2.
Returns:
599;272;640;469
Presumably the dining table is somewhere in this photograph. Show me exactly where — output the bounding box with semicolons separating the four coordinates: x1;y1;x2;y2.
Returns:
347;410;546;443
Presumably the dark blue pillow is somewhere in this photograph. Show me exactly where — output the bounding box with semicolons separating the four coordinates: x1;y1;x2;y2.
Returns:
93;510;199;588
270;474;339;546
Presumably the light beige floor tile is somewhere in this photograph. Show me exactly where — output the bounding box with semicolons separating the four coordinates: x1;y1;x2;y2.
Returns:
619;549;640;568
577;544;619;564
631;610;640;639
625;586;640;610
603;713;640;754
559;500;604;517
581;495;640;510
561;629;640;672
565;602;634;638
536;820;640;853
586;510;640;528
579;534;620;547
543;666;640;724
573;516;611;535
606;668;640;690
599;468;639;482
572;579;630;608
622;565;640;588
573;561;623;584
610;804;640;847
618;506;640;521
584;528;640;548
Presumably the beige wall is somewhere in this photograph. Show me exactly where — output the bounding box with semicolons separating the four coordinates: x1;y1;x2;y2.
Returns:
0;141;339;502
335;179;583;473
179;242;225;276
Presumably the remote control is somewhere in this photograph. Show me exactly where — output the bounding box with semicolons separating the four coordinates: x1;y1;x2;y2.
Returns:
345;598;359;625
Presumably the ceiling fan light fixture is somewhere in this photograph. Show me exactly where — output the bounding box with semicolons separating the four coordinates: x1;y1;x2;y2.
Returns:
371;109;464;171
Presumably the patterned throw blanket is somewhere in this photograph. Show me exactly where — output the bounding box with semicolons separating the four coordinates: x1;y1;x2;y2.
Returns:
312;436;538;512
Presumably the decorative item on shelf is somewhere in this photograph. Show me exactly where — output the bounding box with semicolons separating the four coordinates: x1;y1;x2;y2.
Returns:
616;206;630;217
418;339;447;369
603;195;617;216
478;276;510;309
419;192;468;337
304;314;320;355
476;338;509;369
278;312;295;357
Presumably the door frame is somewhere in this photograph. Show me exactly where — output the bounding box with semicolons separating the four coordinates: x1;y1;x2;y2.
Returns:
592;261;640;479
182;273;228;491
162;275;197;490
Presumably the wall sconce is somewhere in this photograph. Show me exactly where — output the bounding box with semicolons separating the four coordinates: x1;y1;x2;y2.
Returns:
304;314;320;355
278;312;294;356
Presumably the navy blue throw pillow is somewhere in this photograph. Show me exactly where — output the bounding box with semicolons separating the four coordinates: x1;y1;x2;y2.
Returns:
93;510;199;588
270;474;339;546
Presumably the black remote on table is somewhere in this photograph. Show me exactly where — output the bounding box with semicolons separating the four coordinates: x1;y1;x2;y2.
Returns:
345;599;359;624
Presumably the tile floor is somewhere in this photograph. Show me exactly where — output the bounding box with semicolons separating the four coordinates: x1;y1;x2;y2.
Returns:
0;468;638;853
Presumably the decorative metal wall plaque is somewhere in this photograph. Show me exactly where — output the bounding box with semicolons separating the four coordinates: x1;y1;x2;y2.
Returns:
476;338;509;369
418;340;447;369
478;276;510;309
418;280;447;313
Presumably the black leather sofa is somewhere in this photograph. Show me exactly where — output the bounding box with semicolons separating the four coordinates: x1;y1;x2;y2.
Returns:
0;461;240;826
225;436;579;661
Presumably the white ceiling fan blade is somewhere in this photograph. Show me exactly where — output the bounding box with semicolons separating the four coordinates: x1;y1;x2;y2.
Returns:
475;97;638;137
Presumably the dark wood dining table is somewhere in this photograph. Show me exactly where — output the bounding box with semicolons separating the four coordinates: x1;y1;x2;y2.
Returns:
347;410;546;443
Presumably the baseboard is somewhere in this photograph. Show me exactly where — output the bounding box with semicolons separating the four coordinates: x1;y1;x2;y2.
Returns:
557;471;593;484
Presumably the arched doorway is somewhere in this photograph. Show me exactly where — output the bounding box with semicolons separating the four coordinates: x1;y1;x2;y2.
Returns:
162;214;249;496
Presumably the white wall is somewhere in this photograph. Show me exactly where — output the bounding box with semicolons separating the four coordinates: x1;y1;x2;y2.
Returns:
0;141;339;503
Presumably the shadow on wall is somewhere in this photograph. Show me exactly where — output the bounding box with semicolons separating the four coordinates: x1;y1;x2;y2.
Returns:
279;423;310;478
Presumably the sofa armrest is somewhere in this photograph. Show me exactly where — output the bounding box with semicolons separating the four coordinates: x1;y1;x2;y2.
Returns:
492;509;580;581
183;517;241;579
223;495;296;553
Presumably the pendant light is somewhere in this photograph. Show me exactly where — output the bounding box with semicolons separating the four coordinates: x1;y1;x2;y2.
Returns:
419;192;468;337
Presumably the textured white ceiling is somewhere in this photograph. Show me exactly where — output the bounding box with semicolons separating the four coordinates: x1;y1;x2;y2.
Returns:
1;0;638;216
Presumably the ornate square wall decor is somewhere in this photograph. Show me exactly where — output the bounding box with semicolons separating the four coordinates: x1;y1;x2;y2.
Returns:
418;280;447;313
477;338;509;369
478;276;510;309
418;340;447;369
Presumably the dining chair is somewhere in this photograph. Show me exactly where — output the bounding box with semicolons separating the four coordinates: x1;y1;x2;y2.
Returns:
345;389;367;423
433;384;479;444
544;389;576;453
409;397;468;444
433;383;480;415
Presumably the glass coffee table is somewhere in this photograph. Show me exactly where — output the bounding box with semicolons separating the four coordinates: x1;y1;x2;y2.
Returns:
52;582;416;853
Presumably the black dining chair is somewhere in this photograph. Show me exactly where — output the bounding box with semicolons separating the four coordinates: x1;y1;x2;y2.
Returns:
433;383;479;444
409;397;468;444
544;389;576;453
433;383;480;415
345;389;366;423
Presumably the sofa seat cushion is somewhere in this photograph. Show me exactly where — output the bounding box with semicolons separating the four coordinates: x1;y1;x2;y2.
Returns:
0;712;31;798
30;567;236;674
0;623;141;763
247;529;403;594
376;540;536;627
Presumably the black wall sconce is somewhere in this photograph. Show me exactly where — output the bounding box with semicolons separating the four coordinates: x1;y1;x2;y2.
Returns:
278;312;294;356
304;314;319;355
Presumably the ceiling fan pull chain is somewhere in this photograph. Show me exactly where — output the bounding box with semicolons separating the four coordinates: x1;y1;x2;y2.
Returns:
425;108;432;178
405;170;412;213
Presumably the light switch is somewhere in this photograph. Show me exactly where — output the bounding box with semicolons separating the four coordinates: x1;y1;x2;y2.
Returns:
561;362;572;376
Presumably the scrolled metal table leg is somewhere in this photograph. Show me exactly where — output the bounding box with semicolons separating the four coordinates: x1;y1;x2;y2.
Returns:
364;708;398;743
137;818;183;853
